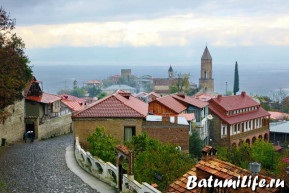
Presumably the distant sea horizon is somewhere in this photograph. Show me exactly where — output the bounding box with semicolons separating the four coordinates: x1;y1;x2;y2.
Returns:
32;64;289;97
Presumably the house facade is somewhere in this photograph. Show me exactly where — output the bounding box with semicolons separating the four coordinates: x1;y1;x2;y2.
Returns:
72;90;148;148
25;78;72;139
149;95;187;116
208;92;270;147
149;94;210;144
171;94;210;143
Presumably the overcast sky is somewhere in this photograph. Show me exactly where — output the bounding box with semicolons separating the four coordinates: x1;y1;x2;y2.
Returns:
1;0;289;68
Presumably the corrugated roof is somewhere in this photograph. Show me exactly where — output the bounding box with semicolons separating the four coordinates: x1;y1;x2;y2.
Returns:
73;91;148;118
26;92;61;104
201;46;212;60
270;121;289;133
172;94;208;109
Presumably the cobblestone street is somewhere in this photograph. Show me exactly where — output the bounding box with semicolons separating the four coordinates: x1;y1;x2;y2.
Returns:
0;134;99;193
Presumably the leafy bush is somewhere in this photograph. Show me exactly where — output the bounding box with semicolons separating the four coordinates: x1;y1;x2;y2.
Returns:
87;127;117;164
127;133;195;191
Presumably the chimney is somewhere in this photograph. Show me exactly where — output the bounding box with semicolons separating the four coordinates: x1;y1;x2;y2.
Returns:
217;95;222;100
201;146;217;161
241;91;246;97
177;93;185;98
250;162;261;176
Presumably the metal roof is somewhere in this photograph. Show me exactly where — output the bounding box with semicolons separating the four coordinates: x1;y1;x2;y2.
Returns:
270;121;289;133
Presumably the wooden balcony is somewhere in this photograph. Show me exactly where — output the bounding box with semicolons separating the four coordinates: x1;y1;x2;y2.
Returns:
230;126;269;141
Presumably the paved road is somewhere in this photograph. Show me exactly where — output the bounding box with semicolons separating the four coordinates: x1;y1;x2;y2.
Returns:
0;134;102;193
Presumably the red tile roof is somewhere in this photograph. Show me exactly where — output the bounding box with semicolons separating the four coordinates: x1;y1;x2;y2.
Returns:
172;94;208;109
209;92;270;125
167;167;197;193
209;104;270;125
26;93;61;104
61;100;84;112
195;158;279;193
58;94;85;103
210;92;259;111
73;91;148;118
194;93;217;102
153;95;187;114
168;158;279;193
269;111;289;120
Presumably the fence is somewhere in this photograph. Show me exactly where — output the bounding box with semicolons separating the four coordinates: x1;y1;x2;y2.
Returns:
74;137;161;193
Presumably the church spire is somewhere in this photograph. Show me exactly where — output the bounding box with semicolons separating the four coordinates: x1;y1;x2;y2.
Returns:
201;46;212;60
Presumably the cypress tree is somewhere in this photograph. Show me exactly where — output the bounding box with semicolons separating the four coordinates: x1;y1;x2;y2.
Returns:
233;61;239;95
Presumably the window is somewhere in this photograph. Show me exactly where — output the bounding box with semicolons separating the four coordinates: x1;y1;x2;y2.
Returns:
237;124;240;133
124;127;136;142
221;124;227;138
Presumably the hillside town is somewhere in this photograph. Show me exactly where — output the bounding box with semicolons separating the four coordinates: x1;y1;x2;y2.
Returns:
1;42;289;193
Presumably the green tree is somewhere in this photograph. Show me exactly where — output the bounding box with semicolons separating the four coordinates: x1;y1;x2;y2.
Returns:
281;96;289;113
169;72;190;94
218;140;280;173
97;92;107;99
127;133;194;191
233;61;239;95
251;139;279;172
256;95;272;111
86;85;101;98
70;87;86;98
189;129;203;160
0;7;33;123
87;127;117;164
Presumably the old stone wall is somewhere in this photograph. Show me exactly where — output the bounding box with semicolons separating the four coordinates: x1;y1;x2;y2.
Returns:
38;114;72;140
0;100;25;145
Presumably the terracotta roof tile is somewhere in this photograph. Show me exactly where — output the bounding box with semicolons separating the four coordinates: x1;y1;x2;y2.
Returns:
73;91;148;118
152;95;187;114
58;94;85;103
26;92;61;104
169;157;280;193
61;100;84;112
209;93;270;125
172;94;208;109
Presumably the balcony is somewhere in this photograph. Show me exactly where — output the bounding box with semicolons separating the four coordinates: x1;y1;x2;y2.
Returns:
230;126;269;141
